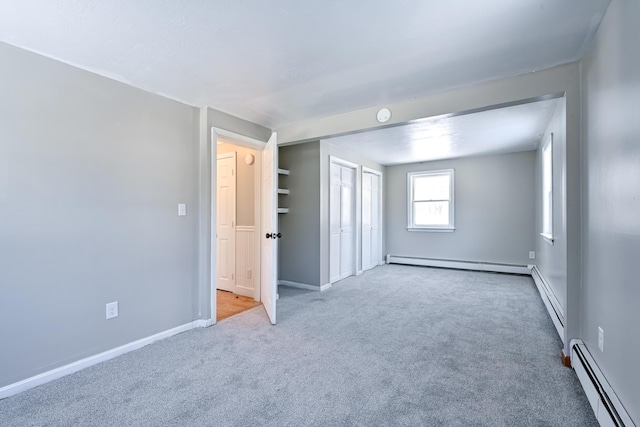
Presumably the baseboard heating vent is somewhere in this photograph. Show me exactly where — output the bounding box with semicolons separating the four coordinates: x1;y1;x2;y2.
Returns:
387;255;530;275
530;266;565;342
571;340;635;427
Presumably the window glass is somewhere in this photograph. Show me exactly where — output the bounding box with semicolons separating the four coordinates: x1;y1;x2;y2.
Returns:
413;174;450;200
408;169;454;230
541;135;553;242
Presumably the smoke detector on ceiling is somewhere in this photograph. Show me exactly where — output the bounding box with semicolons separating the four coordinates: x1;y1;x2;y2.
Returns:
376;108;391;123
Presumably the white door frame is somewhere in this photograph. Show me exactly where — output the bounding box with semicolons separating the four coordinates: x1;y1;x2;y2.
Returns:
362;167;383;270
211;127;266;324
329;156;358;284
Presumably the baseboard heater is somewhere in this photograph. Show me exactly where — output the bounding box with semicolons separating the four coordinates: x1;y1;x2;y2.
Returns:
530;265;565;343
387;255;531;275
571;340;635;426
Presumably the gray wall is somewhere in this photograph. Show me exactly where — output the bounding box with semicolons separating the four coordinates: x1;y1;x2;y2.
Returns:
580;0;640;421
0;42;199;387
216;143;256;227
535;98;568;309
386;151;535;266
278;142;322;286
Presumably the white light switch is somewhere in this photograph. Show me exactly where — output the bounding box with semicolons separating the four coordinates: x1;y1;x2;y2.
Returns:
178;203;186;216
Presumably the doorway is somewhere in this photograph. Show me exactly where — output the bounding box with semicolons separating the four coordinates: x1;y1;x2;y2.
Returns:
215;138;260;320
211;128;279;325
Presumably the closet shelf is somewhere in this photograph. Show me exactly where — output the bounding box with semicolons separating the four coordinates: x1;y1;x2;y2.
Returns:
278;168;289;213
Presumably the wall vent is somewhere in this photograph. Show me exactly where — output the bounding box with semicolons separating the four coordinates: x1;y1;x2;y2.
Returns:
387;255;530;275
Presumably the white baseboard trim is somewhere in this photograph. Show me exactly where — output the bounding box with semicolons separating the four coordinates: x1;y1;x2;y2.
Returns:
530;265;565;343
571;340;634;427
278;280;323;292
0;319;211;400
320;283;332;292
388;256;531;275
194;318;214;328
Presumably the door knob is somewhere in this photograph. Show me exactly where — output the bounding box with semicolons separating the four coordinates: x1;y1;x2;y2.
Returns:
265;233;273;239
276;233;282;239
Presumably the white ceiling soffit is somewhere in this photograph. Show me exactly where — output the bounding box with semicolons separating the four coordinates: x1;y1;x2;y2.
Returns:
0;1;608;129
325;98;560;165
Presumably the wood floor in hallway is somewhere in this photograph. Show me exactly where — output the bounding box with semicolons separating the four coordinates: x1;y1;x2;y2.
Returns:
216;290;261;322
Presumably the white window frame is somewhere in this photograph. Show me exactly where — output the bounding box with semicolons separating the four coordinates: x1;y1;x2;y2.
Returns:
407;169;455;232
541;133;554;244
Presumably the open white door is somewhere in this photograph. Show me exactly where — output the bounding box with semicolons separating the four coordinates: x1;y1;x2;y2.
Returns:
260;132;278;324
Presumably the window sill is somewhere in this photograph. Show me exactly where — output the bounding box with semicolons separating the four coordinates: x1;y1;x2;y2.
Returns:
541;233;554;245
407;227;455;233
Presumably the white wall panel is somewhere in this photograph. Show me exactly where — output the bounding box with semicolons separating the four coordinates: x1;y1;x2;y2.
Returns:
235;227;256;298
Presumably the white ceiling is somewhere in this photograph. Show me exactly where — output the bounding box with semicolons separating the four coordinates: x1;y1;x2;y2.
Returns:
325;98;560;165
0;0;608;129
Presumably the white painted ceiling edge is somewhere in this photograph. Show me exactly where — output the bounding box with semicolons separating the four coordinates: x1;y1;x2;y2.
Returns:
0;0;609;129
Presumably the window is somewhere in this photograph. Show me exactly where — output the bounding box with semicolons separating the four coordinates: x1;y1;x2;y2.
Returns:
541;134;554;244
407;169;454;231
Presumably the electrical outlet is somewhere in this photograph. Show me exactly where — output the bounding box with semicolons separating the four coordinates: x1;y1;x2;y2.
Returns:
246;269;252;279
178;203;186;216
598;327;604;352
106;301;118;320
529;251;536;259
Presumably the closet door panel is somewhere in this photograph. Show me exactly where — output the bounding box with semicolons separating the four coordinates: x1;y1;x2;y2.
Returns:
329;163;342;282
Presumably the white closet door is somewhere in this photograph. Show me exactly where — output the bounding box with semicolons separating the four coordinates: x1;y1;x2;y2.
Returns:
362;171;380;271
370;172;380;268
329;163;342;283
339;167;355;278
362;172;373;271
330;161;356;283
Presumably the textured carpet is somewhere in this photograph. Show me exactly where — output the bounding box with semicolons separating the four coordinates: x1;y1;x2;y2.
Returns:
0;265;597;426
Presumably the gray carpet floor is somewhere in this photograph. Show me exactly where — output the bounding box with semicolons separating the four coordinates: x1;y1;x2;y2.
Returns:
0;265;597;426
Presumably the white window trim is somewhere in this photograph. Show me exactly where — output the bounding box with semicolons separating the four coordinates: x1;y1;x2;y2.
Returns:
541;134;554;245
407;169;455;232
